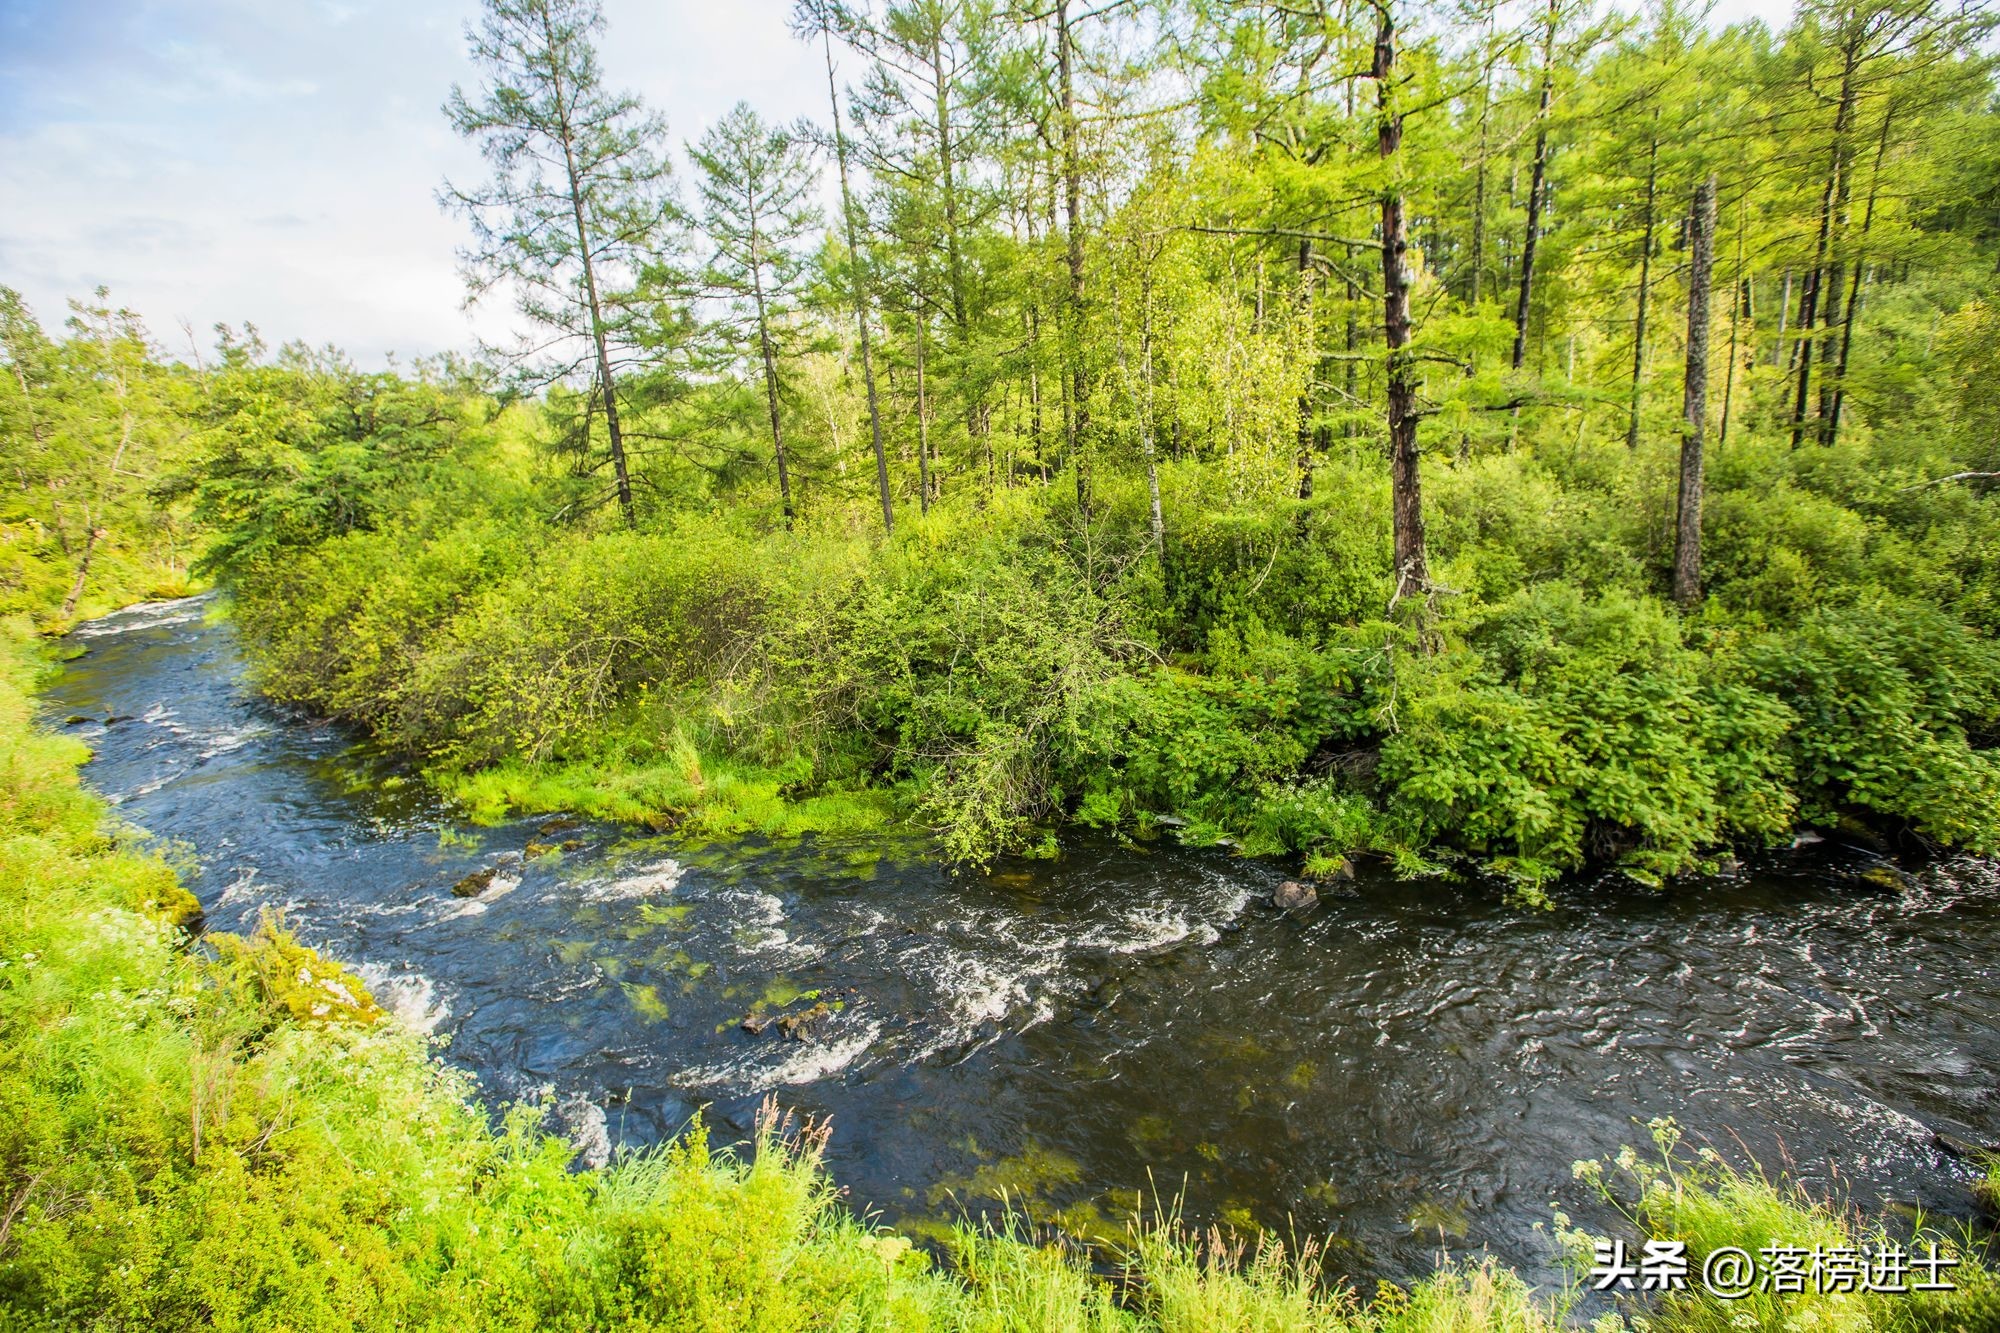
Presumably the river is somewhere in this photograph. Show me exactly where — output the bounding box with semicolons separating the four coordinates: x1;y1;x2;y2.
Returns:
45;595;2000;1290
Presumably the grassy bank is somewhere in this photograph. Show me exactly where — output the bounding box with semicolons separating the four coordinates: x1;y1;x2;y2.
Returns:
5;616;1998;1329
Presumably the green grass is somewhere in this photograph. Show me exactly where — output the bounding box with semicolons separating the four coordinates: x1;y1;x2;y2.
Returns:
0;615;1587;1330
438;742;910;845
1571;1119;2000;1331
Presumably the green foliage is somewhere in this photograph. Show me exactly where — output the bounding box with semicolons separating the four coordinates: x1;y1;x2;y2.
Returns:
0;288;200;625
1571;1119;2000;1331
1380;587;1797;884
1744;604;2000;851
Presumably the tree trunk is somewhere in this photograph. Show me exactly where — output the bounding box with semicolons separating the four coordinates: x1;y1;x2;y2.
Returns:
1027;304;1044;474
1773;268;1791;367
541;7;633;526
1141;273;1165;559
1373;3;1428;600
61;517;98;621
1296;238;1315;500
821;26;894;534
916;324;932;514
1721;193;1747;449
1674;176;1717;609
750;241;793;527
1057;0;1090;516
1829;105;1893;447
1626;122;1659;450
1512;4;1556;372
1791;48;1857;447
1470;34;1492;306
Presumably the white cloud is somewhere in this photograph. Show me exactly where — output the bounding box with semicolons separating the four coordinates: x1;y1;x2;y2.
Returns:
0;0;829;364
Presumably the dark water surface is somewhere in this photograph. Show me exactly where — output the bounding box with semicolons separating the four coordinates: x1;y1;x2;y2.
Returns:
47;596;2000;1288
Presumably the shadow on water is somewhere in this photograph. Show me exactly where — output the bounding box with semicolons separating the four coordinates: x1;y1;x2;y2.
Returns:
45;595;2000;1289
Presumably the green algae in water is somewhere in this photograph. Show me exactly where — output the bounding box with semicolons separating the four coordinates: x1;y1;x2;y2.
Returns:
637;901;692;927
1129;1114;1172;1156
927;1140;1083;1208
760;979;818;1009
621;982;669;1022
1406;1198;1470;1239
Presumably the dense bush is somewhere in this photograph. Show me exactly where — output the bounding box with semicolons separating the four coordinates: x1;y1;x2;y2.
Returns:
214;415;2000;884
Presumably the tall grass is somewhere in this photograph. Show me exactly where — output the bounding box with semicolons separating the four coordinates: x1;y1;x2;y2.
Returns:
1571;1119;2000;1331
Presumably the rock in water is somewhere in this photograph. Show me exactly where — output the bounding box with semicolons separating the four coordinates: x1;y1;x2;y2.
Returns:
452;867;497;898
778;1002;831;1041
1273;880;1318;911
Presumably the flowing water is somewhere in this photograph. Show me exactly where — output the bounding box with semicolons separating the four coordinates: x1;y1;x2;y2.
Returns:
45;596;2000;1288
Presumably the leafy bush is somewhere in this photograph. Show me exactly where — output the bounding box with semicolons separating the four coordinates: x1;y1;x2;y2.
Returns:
1378;587;1796;883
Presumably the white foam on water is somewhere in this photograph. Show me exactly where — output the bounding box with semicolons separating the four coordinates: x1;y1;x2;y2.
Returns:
216;866;261;909
1078;905;1208;954
356;963;450;1035
904;934;1069;1060
678;1020;883;1093
196;726;267;760
139;702;182;731
439;871;523;919
579;859;684;903
716;887;820;962
69;597;208;638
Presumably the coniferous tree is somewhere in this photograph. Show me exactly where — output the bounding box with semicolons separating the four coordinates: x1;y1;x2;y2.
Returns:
690;104;823;528
443;0;675;525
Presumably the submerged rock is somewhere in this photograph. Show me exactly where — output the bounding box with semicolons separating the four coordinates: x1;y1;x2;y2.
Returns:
452;867;497;898
778;1002;832;1041
1858;863;1911;892
1272;880;1318;911
1934;1130;1998;1160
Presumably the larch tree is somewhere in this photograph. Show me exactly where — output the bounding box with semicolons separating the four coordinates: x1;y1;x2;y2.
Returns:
1674;174;1717;607
442;0;674;526
794;0;897;534
690;104;823;529
1367;0;1430;604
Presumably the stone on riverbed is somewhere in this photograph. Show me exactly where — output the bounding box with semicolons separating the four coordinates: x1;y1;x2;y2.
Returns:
778;1002;832;1041
1272;880;1318;911
452;867;497;898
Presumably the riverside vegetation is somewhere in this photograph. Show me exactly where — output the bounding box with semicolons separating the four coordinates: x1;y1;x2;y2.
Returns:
4;0;2000;1324
2;619;1998;1332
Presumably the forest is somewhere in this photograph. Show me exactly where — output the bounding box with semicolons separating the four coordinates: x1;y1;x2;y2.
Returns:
9;0;2000;888
3;0;2000;1325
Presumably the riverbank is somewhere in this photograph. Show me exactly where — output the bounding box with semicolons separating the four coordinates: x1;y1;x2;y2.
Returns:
227;474;2000;893
10;611;2000;1329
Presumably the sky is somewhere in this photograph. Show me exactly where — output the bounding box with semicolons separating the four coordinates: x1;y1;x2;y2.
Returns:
0;0;1795;367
